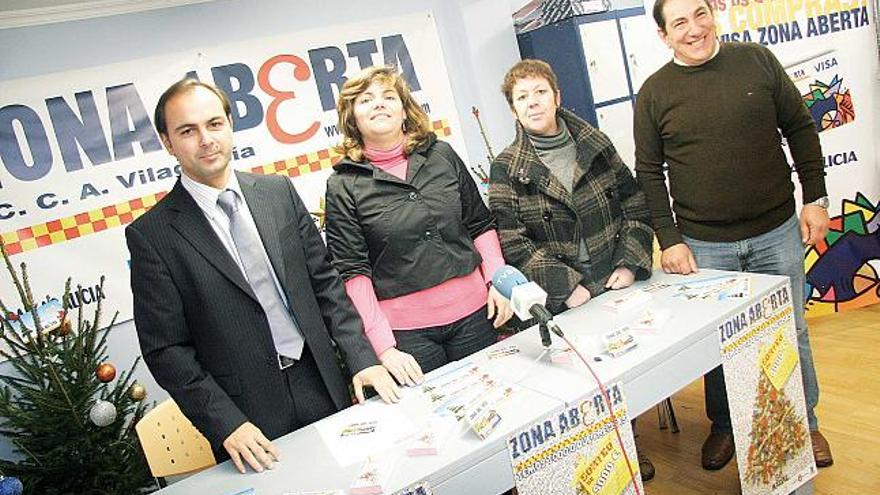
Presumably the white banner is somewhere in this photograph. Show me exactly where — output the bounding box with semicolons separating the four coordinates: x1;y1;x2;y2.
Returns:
0;11;465;327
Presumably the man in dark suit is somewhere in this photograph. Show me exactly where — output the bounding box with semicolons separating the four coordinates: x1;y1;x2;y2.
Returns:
127;79;399;474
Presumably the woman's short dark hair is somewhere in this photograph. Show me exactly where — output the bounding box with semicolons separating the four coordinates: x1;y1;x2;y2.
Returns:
500;59;560;108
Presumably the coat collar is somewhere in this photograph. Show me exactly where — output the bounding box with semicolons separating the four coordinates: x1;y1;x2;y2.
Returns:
332;133;437;184
506;108;611;207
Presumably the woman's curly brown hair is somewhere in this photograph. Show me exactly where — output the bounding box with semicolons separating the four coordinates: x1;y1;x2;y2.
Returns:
335;66;432;162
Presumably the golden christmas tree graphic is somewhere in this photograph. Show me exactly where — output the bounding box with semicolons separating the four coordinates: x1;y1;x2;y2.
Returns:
744;370;808;486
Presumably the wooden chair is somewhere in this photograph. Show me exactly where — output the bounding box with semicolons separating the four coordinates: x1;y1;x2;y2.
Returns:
136;398;216;488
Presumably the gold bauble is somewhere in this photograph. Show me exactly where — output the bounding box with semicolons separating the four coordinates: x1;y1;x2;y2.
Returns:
129;383;147;401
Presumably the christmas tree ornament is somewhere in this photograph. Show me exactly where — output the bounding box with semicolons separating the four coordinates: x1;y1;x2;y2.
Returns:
89;400;117;427
128;383;147;401
96;362;116;382
54;318;72;337
0;476;24;495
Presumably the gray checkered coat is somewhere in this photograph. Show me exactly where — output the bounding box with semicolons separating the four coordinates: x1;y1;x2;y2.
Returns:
489;108;653;313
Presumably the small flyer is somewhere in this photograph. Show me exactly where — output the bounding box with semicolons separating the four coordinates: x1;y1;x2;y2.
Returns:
487;345;520;359
673;275;751;301
718;283;816;495
601;290;651;313
349;456;394;495
392;481;433;495
407;417;457;456
640;281;671;293
339;421;378;437
629;309;671;332
507;384;643;495
464;388;507;440
602;327;638;358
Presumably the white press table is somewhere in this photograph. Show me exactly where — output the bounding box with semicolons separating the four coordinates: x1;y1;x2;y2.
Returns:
158;269;812;495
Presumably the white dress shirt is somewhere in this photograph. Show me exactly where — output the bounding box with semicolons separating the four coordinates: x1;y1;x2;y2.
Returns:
180;171;291;307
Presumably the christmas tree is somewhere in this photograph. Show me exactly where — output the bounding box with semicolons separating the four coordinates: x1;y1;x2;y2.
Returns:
743;370;808;486
0;242;154;494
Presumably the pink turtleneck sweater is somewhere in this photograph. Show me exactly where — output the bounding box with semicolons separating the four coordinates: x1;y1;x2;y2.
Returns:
343;141;505;357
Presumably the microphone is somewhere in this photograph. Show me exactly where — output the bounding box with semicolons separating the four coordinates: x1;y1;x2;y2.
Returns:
491;265;564;346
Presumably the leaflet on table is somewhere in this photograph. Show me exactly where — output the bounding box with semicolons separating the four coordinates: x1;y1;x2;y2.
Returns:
507;384;643;495
599;308;676;357
602;327;638;358
391;481;434;495
718;283;816;495
421;362;489;405
420;361;514;439
349;455;395;495
599;306;675;356
550;347;574;364
601;290;652;313
464;383;515;440
315;394;417;467
543;334;599;365
640;281;671;293
673;275;752;301
549;325;637;360
406;416;458;456
628;309;671;332
486;345;520;359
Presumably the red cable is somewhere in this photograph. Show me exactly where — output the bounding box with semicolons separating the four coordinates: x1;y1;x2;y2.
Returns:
559;332;643;495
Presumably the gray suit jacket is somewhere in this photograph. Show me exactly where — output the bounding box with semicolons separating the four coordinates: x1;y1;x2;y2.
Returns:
126;171;378;451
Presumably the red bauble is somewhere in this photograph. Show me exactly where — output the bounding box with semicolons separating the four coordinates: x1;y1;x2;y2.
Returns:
96;362;116;382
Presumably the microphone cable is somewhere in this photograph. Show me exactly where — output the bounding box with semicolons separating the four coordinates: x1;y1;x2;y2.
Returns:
554;328;643;495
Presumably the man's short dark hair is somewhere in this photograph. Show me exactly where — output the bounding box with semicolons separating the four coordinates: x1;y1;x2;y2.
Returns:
652;0;714;32
154;79;232;136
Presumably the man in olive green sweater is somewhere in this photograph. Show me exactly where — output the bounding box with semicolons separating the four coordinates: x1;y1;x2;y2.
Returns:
634;0;833;471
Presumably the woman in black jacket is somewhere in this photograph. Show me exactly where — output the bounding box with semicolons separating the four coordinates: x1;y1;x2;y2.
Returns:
324;66;512;385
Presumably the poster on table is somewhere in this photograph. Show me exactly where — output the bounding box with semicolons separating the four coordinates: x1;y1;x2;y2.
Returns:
0;11;466;343
507;384;643;495
706;0;880;315
718;281;817;495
